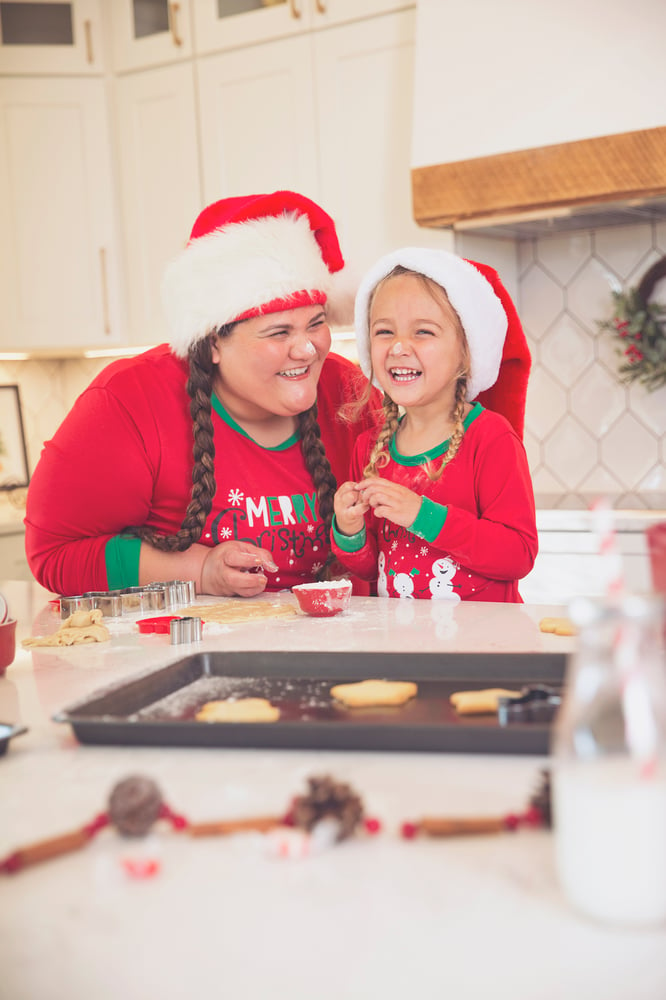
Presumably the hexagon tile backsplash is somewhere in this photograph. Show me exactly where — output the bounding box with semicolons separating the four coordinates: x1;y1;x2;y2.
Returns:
2;221;665;511
519;220;666;510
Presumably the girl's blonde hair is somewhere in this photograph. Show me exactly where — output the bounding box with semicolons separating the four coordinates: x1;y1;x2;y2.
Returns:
362;266;471;482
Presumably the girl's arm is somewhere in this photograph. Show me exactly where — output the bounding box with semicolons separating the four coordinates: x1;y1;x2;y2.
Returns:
419;432;537;581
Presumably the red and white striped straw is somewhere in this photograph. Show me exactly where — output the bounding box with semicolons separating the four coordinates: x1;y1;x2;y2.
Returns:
590;496;625;598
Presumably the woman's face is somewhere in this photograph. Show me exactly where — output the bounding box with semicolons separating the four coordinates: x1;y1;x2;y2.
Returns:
211;304;331;423
369;273;465;413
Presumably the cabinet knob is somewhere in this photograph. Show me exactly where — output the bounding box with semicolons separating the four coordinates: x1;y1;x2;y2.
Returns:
289;0;302;18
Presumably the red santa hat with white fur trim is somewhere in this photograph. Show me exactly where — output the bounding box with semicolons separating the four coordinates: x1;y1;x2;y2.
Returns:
162;191;349;358
353;248;531;439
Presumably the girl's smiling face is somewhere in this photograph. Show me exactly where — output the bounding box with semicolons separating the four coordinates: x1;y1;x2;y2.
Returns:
211;304;331;424
369;272;467;413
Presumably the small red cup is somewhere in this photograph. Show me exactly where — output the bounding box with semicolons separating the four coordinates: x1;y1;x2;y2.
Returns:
0;619;17;675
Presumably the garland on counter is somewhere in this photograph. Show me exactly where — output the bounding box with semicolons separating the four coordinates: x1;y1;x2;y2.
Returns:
598;256;666;392
0;770;553;876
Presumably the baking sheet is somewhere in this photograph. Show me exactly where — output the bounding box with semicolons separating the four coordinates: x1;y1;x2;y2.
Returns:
54;650;566;755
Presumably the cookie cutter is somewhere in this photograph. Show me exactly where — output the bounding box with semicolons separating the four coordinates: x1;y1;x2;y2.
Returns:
497;686;562;726
169;616;203;645
59;580;197;620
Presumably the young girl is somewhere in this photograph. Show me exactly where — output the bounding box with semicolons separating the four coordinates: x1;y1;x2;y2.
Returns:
332;248;537;602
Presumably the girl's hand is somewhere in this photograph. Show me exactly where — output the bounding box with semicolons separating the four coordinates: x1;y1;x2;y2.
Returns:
333;481;369;536
357;477;422;530
199;541;278;597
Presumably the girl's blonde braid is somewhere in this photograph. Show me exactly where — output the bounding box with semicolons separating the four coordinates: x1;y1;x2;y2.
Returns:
363;394;400;478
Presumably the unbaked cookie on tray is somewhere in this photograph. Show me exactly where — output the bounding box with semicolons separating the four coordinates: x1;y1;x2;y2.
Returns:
195;698;280;723
330;679;418;708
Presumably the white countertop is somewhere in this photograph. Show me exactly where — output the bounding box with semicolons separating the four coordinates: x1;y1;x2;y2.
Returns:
1;581;664;1000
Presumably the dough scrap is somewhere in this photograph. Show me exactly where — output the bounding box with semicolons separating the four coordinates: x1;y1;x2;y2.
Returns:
22;609;111;647
450;688;522;715
195;698;281;723
180;602;297;625
539;616;577;636
330;679;418;708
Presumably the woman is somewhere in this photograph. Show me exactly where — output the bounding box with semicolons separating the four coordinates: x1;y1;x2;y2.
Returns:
24;191;380;597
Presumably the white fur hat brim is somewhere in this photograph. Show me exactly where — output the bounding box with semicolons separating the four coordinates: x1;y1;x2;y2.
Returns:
354;248;508;401
162;213;335;358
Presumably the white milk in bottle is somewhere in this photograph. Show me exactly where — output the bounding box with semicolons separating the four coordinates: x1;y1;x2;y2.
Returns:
552;594;666;927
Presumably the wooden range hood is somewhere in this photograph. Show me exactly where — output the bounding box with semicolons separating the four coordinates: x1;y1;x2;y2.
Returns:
412;126;666;240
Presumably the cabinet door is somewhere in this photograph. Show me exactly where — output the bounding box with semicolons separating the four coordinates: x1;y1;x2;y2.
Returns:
0;0;104;74
196;35;319;204
114;63;202;345
0;77;123;350
111;0;193;72
192;0;310;56
313;10;448;276
312;0;414;29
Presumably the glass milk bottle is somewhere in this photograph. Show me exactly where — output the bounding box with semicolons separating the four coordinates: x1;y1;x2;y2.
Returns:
552;594;666;927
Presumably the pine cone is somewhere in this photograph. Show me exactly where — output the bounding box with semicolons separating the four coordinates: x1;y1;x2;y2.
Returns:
108;774;163;837
290;775;364;841
528;769;552;828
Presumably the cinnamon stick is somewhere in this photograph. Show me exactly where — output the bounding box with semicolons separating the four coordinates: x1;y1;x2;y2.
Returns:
187;815;282;837
1;827;90;873
419;816;506;837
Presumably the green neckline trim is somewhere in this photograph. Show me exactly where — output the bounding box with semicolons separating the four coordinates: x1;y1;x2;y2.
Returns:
388;402;483;466
211;394;299;451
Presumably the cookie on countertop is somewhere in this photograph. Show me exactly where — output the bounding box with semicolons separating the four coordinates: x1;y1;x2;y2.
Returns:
539;616;577;636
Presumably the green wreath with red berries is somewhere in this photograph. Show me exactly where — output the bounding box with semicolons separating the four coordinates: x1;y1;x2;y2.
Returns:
598;256;666;392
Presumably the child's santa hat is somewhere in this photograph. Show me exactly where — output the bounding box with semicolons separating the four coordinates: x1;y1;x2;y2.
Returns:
353;248;531;438
162;191;347;358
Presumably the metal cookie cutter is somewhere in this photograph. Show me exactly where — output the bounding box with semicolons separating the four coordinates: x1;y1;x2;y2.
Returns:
497;686;562;726
169;616;203;645
59;580;197;620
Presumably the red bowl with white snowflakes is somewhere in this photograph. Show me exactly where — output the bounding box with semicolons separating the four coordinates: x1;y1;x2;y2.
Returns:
292;580;353;618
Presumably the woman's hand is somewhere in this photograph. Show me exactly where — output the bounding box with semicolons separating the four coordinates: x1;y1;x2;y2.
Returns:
199;541;278;597
334;481;369;536
356;477;422;530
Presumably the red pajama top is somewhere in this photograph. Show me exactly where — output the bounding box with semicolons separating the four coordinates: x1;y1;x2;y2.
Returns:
24;344;379;596
331;405;538;602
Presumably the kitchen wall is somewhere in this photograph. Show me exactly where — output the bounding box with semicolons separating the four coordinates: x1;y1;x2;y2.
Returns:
2;218;665;511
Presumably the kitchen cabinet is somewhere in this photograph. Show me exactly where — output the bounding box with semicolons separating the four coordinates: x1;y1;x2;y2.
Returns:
313;11;445;274
0;0;104;74
0;77;124;351
111;0;194;72
114;62;202;344
0;527;30;582
191;0;411;55
197;8;446;285
196;35;320;204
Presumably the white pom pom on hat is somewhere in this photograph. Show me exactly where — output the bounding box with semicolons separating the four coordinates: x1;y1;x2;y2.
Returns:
353;247;531;438
162;190;348;358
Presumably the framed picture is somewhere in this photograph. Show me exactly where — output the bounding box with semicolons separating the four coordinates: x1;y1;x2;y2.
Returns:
0;385;30;490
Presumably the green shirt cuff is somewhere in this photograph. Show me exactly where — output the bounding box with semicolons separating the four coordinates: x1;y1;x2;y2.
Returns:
105;535;142;590
409;496;448;543
332;515;367;553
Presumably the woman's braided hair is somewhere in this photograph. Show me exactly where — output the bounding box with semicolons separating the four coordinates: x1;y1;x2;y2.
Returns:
362;266;471;482
134;328;338;580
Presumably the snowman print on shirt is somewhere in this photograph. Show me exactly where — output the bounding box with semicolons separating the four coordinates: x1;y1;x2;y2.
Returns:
389;567;419;598
377;551;389;597
428;557;461;602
